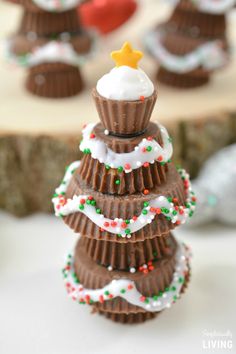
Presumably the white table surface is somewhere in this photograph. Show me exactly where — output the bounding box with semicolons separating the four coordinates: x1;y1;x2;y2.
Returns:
0;211;235;354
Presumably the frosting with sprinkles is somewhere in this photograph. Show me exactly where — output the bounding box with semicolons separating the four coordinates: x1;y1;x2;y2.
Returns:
6;40;95;68
62;242;191;312
145;31;227;74
52;161;196;238
80;122;173;172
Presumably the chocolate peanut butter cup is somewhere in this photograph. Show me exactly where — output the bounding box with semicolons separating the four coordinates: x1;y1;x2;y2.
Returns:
78;122;169;194
26;63;84;98
64;163;187;241
92;88;157;136
78;233;176;270
19;9;81;36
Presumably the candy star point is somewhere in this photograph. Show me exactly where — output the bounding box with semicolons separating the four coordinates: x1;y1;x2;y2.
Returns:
111;42;143;69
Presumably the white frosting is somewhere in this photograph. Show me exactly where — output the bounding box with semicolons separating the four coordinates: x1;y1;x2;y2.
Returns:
7;39;95;68
32;0;83;12
172;0;236;14
96;66;154;101
52;161;196;238
63;242;191;312
145;30;228;74
80;122;173;171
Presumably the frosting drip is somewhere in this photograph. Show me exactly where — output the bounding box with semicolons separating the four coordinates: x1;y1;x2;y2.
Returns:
52;161;196;238
80;122;173;172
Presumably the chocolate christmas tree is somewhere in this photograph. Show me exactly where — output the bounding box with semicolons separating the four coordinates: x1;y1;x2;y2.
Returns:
145;0;233;88
53;42;196;324
6;0;94;98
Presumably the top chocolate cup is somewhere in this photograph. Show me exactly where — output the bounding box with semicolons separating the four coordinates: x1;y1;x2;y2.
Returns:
92;88;157;136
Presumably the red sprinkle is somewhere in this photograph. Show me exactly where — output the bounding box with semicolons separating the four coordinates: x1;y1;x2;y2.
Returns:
104;221;110;227
150;207;156;213
124;163;131;170
143;269;149;274
157;156;163;162
140;96;145;102
108;294;113;299
147;136;153;141
128;284;133;290
132;216;138;221
140;296;146;302
143;162;149;168
173;197;178;204
88;196;93;200
111;221;117;227
148;265;154;271
100;228;105;232
144;189;150;195
90;133;95;139
99;295;104;303
179;209;184;215
80;198;86;204
156;208;161;214
121;222;127;229
142;147;146;153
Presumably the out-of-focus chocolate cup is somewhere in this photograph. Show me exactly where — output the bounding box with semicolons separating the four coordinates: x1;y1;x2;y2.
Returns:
26;63;84;98
157;67;209;88
168;0;226;38
92;88;157;136
19;9;81;36
98;311;157;324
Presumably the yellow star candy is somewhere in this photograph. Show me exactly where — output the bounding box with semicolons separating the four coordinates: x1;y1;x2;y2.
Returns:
111;42;143;69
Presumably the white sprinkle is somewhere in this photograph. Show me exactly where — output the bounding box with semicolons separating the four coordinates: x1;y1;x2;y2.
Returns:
130;267;136;273
107;265;113;271
104;129;109;135
136;161;142;167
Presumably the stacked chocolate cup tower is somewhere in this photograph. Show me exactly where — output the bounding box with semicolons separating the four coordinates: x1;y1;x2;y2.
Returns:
6;0;93;98
146;0;231;88
53;43;195;324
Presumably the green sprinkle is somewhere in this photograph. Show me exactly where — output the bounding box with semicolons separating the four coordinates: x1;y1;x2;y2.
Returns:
165;287;169;292
117;234;122;238
79;204;84;210
171;286;176;291
91;200;96;206
172;210;177;216
115;179;120;185
53;193;58;198
120;289;126;294
96;208;101;214
179;277;184;283
125;228;131;234
146;146;152;152
173;295;178;301
145;298;150;304
125;219;130;224
167;197;172;203
117;166;123;173
142;209;148;215
152;295;158;301
105;165;110;170
143;202;149;207
86;199;91;205
104;290;109;296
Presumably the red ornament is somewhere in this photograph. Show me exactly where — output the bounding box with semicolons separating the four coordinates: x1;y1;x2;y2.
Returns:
79;0;137;35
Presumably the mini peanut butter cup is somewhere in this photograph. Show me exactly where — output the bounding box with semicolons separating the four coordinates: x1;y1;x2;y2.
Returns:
92;88;157;136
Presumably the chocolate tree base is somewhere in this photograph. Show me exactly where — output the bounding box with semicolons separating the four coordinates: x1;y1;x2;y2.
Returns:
97;310;157;324
26;64;84;98
157;67;209;89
